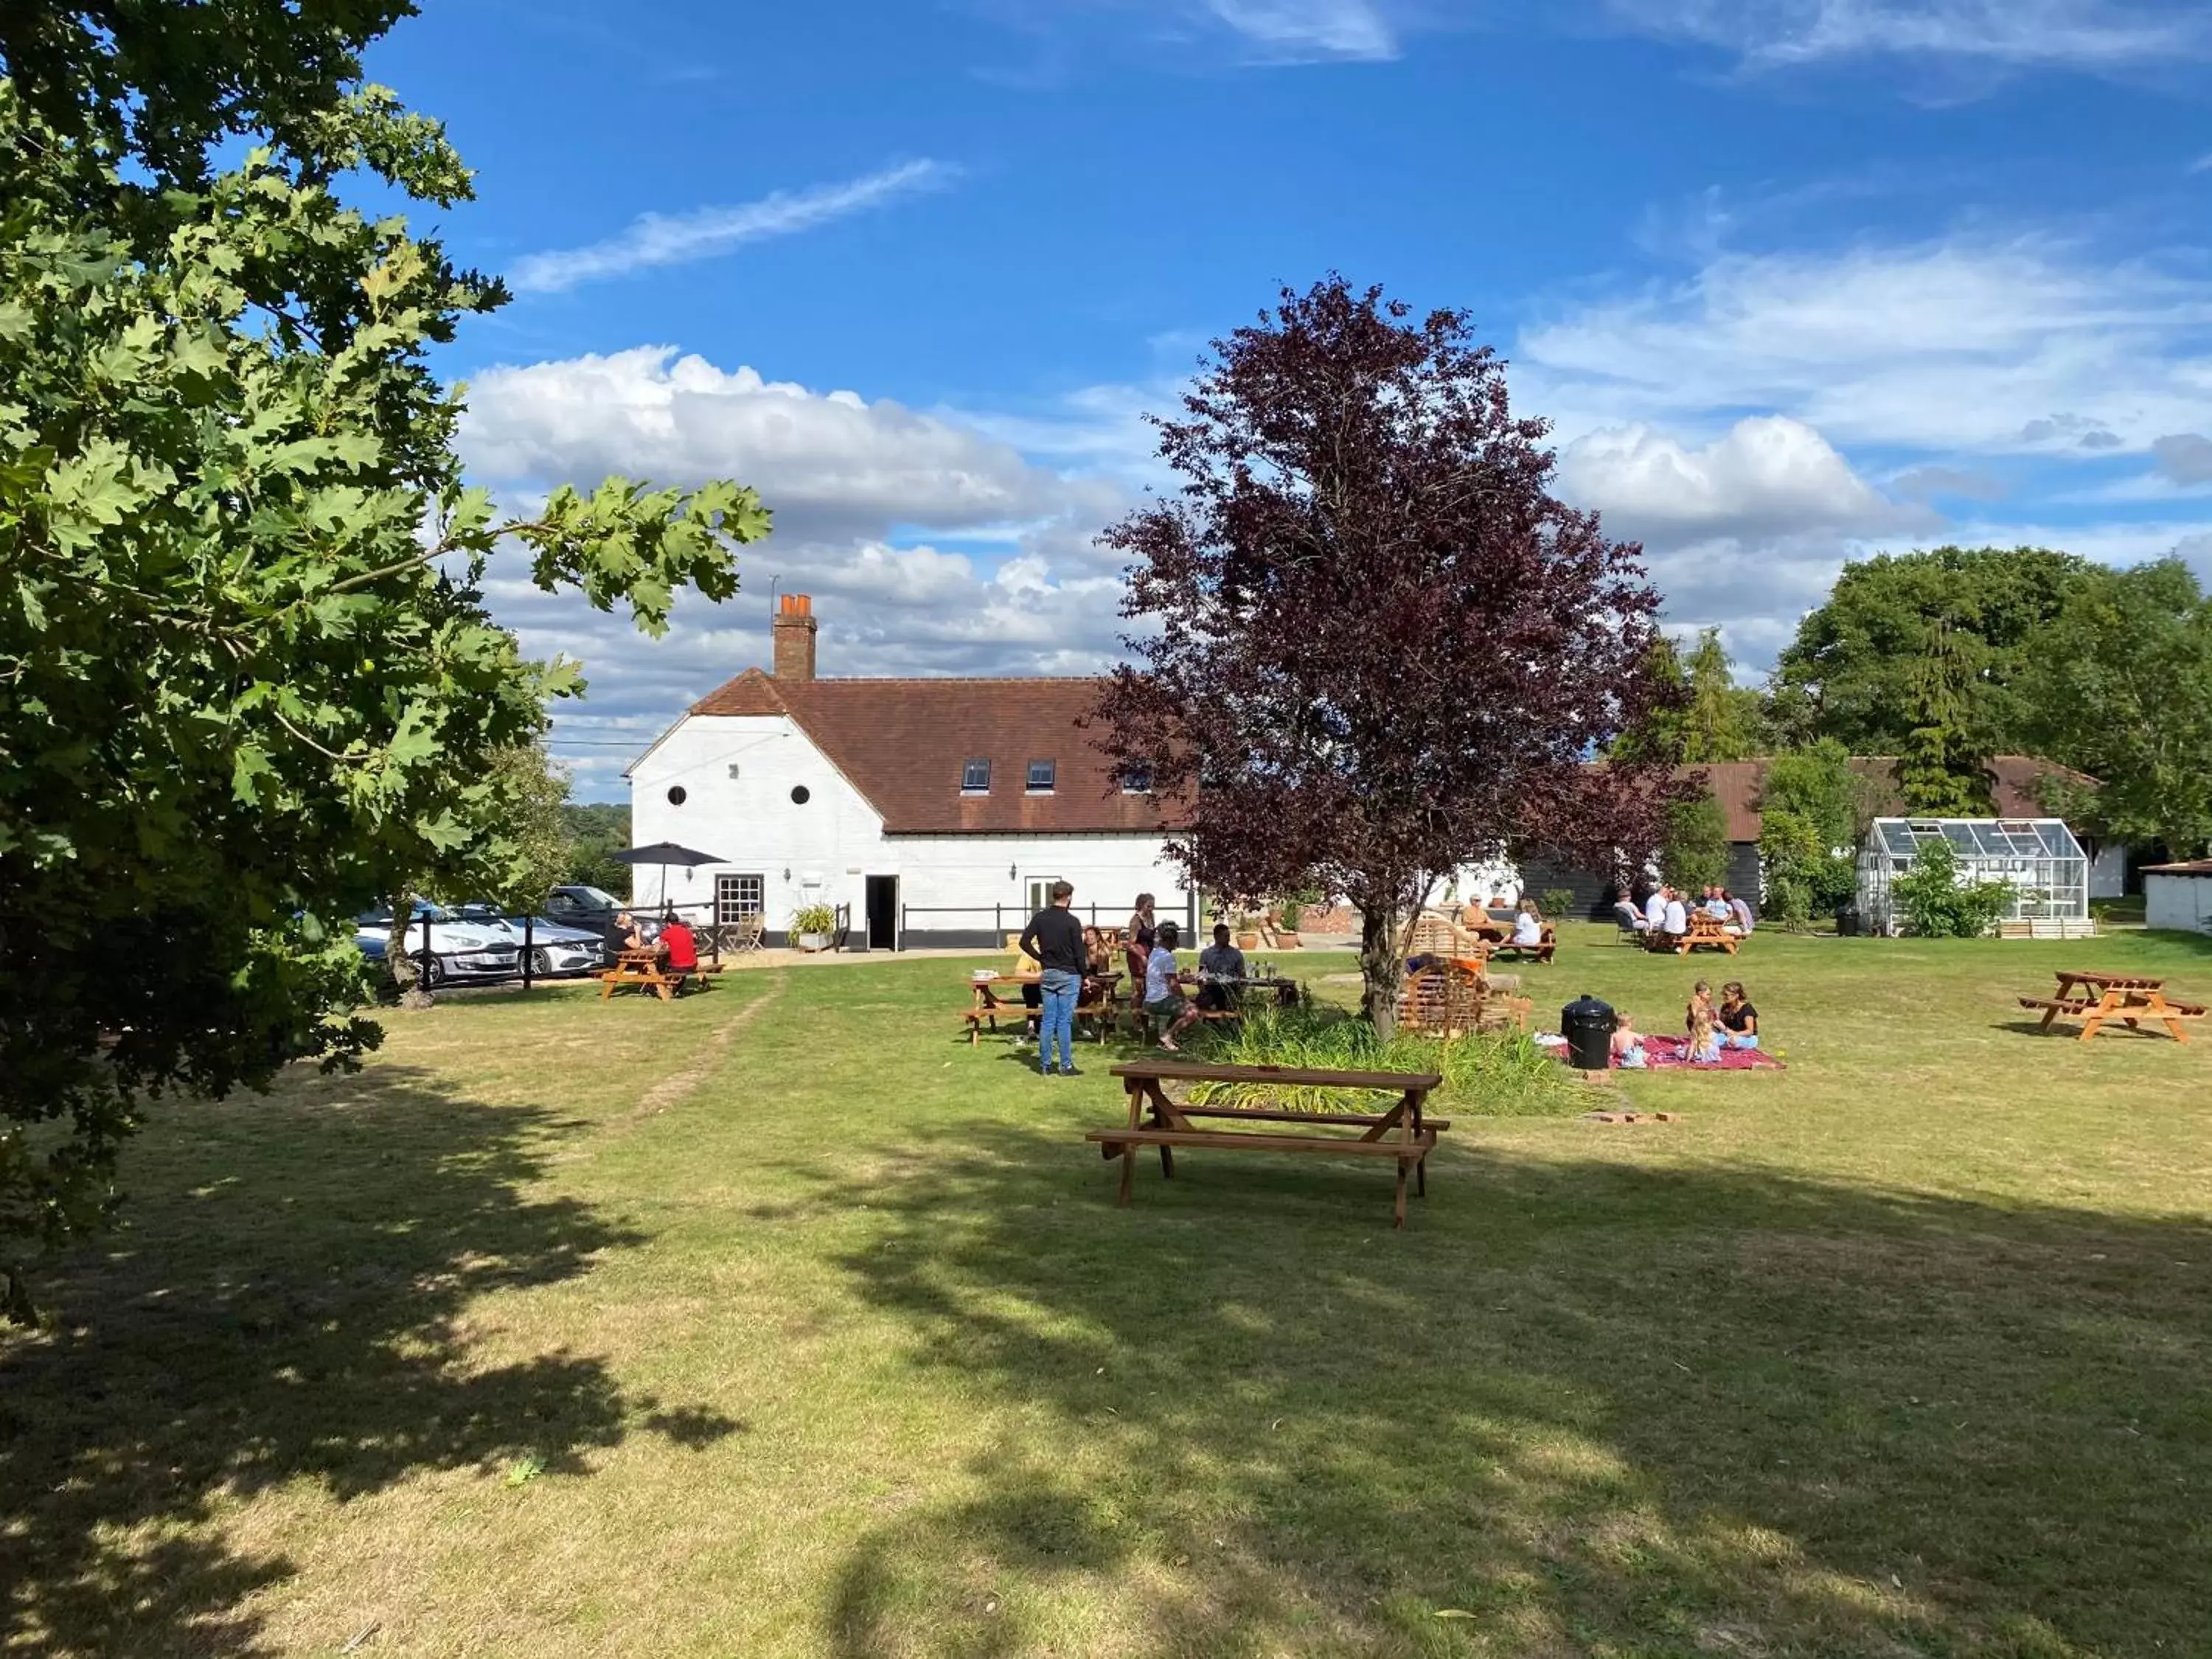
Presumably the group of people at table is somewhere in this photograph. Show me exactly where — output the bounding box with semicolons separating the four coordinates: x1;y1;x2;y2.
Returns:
1012;886;1261;1075
1616;884;1754;943
611;907;699;978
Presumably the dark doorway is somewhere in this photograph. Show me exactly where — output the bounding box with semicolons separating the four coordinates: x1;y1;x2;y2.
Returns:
865;875;899;951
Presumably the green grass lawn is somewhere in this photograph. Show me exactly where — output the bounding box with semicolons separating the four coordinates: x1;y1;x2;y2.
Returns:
7;928;2212;1658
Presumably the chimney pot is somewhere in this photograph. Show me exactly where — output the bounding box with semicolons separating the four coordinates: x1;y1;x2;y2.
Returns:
772;593;818;681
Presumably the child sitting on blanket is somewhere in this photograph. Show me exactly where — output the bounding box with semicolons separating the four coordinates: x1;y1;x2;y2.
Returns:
1610;1010;1648;1069
1685;979;1714;1035
1686;995;1722;1064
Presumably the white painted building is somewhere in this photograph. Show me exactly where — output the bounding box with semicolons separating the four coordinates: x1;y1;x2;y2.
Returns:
626;595;1193;948
2145;860;2212;935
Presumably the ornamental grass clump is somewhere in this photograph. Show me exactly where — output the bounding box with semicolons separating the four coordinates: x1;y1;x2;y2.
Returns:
1187;1003;1587;1118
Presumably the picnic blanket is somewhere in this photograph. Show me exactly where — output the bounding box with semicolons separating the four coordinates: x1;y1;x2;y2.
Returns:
1624;1034;1783;1071
1539;1032;1785;1071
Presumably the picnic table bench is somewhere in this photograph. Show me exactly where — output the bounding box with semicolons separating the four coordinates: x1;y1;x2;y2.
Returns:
2018;970;2205;1043
1090;1060;1447;1228
1486;923;1557;964
963;973;1122;1044
1647;913;1740;957
599;947;695;1002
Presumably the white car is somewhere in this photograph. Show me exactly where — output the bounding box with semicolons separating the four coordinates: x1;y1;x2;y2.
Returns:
356;903;522;987
452;904;608;978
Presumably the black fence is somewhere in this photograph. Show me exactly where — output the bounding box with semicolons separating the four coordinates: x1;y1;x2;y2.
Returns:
898;894;1198;951
400;897;757;991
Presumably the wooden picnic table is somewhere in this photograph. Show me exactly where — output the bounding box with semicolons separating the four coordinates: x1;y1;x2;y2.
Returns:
599;947;688;1001
1649;912;1740;957
964;970;1122;1044
2020;971;2205;1043
1091;1060;1447;1228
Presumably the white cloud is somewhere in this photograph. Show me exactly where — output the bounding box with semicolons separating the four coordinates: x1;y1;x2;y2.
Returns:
1557;414;1921;544
1203;0;1397;59
508;161;956;293
1514;236;2212;454
458;348;1135;795
461;347;1114;541
1603;0;2212;69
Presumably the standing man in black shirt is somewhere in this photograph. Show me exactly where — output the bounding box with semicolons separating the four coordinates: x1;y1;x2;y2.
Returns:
1019;880;1088;1077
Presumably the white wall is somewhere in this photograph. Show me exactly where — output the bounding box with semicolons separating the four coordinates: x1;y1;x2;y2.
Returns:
627;714;1190;939
2146;874;2212;934
628;714;883;925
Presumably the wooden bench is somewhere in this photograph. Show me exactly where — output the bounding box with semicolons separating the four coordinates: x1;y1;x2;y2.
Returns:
1647;914;1740;956
1090;1060;1445;1228
1487;924;1557;964
964;993;1121;1045
599;964;692;1001
2019;989;2205;1043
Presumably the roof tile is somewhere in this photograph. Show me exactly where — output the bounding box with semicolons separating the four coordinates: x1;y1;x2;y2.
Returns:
688;672;1175;835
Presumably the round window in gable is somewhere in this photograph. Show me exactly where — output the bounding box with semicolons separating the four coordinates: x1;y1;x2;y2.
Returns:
666;785;688;806
790;785;812;805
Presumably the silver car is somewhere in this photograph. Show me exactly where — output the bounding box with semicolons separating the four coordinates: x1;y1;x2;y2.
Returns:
452;904;608;978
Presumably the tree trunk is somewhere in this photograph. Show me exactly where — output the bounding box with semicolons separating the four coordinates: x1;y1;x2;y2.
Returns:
1359;897;1402;1039
387;891;434;1010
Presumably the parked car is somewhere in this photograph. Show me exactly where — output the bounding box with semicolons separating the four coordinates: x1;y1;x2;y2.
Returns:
546;883;624;944
355;902;521;988
451;903;608;977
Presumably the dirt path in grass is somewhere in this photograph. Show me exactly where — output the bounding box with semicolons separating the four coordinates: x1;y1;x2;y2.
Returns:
612;973;785;1129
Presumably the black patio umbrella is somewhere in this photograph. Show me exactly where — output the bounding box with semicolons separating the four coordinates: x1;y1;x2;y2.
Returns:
611;841;726;911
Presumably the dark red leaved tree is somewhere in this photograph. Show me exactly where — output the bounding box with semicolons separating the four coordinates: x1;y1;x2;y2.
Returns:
1091;277;1681;1032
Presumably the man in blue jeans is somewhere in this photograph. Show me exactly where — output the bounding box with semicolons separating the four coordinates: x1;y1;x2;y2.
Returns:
1018;880;1087;1077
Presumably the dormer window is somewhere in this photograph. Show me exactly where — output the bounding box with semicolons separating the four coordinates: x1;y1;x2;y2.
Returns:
960;758;991;794
1026;759;1057;794
1119;764;1152;795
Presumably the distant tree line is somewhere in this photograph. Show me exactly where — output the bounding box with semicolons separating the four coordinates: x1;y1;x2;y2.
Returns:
1627;545;2212;917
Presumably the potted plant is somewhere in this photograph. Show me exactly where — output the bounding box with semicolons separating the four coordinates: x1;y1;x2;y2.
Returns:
792;903;838;952
1273;899;1303;948
1234;908;1262;950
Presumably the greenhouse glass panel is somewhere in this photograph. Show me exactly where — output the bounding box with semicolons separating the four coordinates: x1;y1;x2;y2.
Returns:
1856;818;2089;934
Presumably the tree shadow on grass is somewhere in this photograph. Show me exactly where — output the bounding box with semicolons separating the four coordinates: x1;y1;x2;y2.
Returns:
820;1121;2212;1657
0;1064;734;1657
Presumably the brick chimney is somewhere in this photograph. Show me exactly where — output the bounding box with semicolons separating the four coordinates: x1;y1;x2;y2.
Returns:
772;592;818;681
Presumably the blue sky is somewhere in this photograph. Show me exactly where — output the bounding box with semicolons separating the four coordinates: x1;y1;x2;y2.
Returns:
362;1;2212;796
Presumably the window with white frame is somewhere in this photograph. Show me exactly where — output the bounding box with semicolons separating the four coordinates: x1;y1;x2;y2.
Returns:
716;874;765;924
1026;759;1056;793
1026;877;1065;915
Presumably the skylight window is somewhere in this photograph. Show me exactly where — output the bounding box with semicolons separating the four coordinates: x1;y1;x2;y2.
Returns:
1120;764;1152;794
1026;759;1057;793
960;758;991;793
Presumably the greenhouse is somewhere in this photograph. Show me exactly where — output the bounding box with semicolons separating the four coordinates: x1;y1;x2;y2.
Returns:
1857;818;2090;934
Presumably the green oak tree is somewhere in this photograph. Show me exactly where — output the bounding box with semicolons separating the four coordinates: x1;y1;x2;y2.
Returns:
2020;559;2212;858
0;9;765;1313
1660;790;1731;894
1774;546;2091;752
1756;738;1869;916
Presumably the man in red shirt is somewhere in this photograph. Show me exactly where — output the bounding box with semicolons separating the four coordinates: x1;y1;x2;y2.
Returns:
658;909;699;990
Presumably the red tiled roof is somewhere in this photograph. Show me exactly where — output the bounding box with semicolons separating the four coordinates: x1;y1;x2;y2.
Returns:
689;664;2095;844
1696;754;2098;844
689;669;1176;835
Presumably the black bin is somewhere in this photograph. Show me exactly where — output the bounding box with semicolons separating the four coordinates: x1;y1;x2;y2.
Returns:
1560;993;1616;1071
